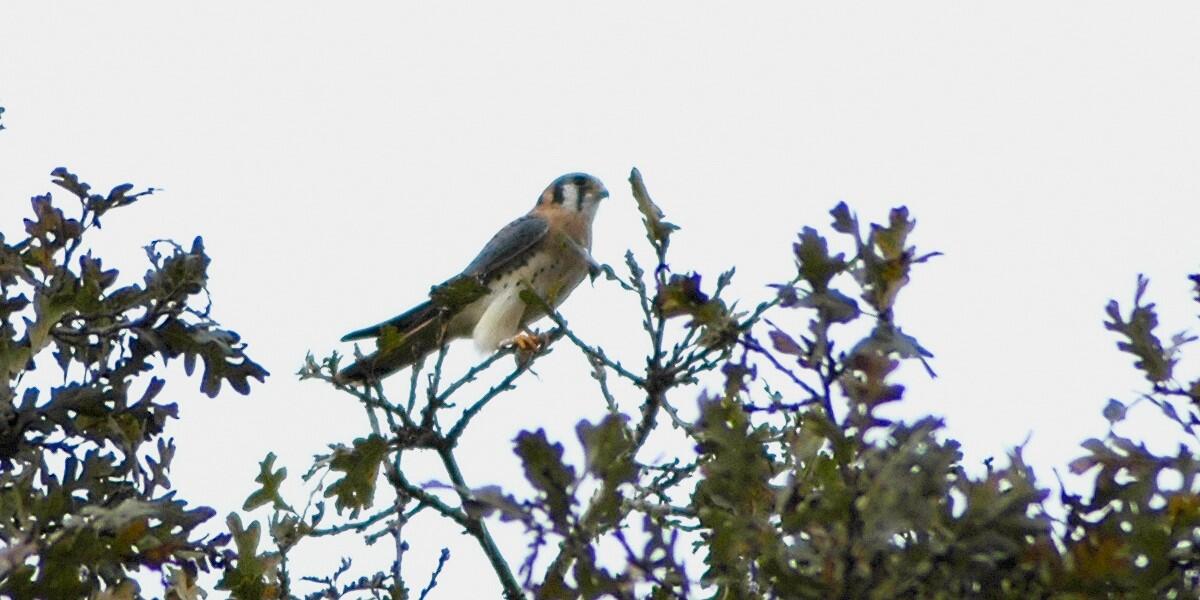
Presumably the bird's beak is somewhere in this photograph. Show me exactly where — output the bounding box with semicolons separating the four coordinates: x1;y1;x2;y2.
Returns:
598;186;610;200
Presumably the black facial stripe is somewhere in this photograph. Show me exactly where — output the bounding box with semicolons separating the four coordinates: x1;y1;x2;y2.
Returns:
571;176;591;210
552;183;564;205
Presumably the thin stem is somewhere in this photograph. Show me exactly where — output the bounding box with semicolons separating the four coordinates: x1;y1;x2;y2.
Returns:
739;336;822;400
821;351;839;427
61;205;91;268
392;520;409;597
436;350;509;404
406;361;423;417
311;504;399;537
445;329;561;443
657;392;692;432
590;359;621;417
740;274;804;330
435;446;523;598
387;470;471;530
420;346;451;428
419;548;451;600
541;308;645;386
446;363;532;443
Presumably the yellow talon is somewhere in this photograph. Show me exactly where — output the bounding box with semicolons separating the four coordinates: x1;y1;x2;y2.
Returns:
511;330;542;353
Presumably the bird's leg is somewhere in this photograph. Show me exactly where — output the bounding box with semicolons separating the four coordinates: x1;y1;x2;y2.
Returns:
501;328;544;354
498;329;544;368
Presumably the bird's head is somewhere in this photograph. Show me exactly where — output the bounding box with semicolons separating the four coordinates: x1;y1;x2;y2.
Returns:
538;172;609;220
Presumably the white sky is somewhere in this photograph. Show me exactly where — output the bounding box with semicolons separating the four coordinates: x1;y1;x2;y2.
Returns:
3;2;1200;597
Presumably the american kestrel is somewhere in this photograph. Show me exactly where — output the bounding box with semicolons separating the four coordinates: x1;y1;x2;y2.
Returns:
337;172;608;383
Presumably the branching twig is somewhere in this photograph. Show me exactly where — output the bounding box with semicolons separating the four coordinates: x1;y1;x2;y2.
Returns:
539;307;645;386
590;358;622;417
445;354;545;443
739;335;822;400
311;504;399;537
435;350;509;404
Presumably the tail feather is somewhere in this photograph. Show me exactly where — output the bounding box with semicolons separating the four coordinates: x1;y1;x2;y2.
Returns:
337;302;446;382
341;301;438;342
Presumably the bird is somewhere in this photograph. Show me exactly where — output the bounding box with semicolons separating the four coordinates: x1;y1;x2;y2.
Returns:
337;172;609;383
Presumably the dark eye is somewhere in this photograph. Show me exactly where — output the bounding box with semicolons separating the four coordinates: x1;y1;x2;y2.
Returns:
571;174;589;188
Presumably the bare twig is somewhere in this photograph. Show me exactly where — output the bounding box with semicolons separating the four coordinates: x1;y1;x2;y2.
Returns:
435;446;523;598
539;307;645;386
418;548;451;600
739;335;822;400
435;350;508;403
311;504;399;537
590;358;622;417
447;366;533;443
392;498;409;598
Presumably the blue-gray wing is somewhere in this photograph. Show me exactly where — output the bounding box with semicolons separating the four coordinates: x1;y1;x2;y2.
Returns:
462;214;550;281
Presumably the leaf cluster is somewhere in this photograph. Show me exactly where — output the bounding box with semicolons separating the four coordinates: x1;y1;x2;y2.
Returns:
0;170;267;598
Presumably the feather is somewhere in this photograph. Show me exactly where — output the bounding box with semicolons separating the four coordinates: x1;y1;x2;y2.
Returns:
341;300;438;342
472;287;526;351
463;215;549;281
337;302;446;382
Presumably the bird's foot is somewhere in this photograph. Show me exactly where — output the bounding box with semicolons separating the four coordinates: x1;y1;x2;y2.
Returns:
502;330;542;352
502;330;546;365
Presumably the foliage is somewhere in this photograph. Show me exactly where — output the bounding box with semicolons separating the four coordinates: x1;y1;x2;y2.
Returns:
221;167;1200;599
0;169;268;598
6;154;1195;598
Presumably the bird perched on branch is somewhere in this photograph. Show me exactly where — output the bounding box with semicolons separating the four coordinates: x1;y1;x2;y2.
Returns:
337;172;608;383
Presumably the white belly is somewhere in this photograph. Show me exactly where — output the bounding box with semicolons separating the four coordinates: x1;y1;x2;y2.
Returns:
461;244;589;351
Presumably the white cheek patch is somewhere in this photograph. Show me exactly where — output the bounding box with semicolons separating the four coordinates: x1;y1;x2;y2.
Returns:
560;185;579;208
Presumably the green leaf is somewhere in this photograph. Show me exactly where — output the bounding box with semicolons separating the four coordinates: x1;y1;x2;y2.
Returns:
50;167;93;201
324;435;389;514
839;346;906;420
830;201;858;235
575;414;635;485
793;227;846;291
691;394;777;585
465;485;526;522
870;206;915;260
1104;275;1174;383
852;322;936;377
243;453;291;512
629;168;679;248
768;328;804;356
217;514;281;599
513;429;576;529
796;288;860;324
575;415;636;530
655;273;709;319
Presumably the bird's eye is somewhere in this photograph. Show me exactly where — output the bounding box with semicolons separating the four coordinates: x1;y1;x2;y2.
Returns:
571;174;589;188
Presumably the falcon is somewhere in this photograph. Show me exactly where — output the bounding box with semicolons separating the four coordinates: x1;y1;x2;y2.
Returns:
337;172;608;382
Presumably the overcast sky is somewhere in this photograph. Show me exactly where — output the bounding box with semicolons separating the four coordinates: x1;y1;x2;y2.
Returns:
3;2;1200;597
